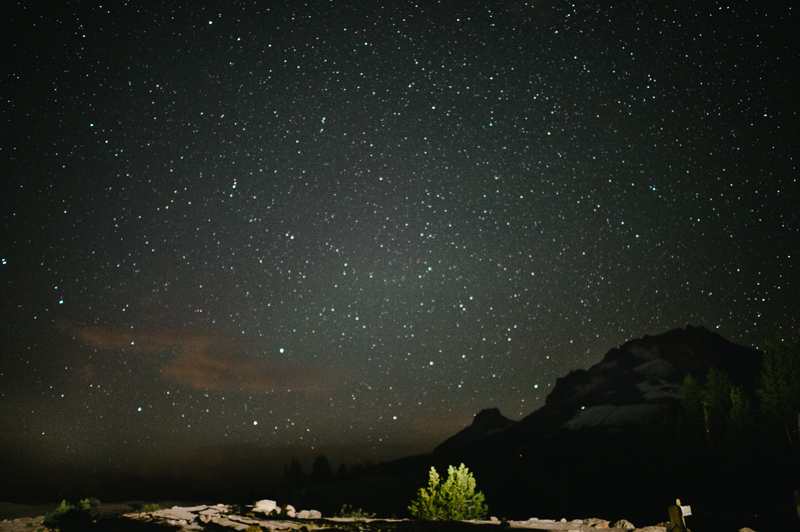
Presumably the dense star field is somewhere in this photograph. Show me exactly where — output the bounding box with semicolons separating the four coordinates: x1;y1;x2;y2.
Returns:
2;1;797;479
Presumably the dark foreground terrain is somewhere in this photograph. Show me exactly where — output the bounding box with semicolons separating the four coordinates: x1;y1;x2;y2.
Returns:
0;501;673;532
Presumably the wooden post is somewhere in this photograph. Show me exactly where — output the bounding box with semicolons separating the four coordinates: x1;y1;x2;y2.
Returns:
667;499;688;532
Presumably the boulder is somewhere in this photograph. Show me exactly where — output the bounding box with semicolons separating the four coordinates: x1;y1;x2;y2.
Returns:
282;504;296;518
254;499;277;514
611;519;635;529
161;506;206;522
583;518;610;528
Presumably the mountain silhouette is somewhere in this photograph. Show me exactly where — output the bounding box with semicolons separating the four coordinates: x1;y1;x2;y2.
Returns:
336;326;791;532
390;326;761;468
444;324;761;456
434;407;517;454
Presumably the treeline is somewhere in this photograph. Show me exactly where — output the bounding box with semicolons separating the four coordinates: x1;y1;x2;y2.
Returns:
675;333;800;463
280;455;380;489
275;455;416;517
619;334;800;529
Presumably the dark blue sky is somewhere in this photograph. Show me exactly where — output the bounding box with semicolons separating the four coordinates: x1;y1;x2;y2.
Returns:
2;0;797;475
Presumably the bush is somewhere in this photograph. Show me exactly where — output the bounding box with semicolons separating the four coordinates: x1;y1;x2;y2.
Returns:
335;504;376;519
44;499;92;529
409;463;488;520
140;503;161;513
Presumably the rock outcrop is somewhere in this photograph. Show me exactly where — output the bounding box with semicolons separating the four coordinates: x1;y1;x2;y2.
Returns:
426;326;761;453
123;502;322;530
548;326;760;404
547;325;761;432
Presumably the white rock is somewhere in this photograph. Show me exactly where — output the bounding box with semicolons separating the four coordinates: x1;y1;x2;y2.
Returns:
161;506;206;522
254;499;277;513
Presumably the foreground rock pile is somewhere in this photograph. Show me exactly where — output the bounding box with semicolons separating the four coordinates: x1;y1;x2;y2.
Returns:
2;501;741;532
123;500;321;530
0;515;45;532
119;503;669;532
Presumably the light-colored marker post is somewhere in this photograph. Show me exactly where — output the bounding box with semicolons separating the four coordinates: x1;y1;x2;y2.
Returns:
667;498;689;532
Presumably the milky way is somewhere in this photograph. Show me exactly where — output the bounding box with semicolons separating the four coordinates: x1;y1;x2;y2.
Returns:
2;1;797;473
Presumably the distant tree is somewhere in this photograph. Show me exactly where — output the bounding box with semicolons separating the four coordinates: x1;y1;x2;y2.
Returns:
336;463;349;479
756;334;800;437
409;463;488;520
728;385;755;436
311;455;333;481
702;367;733;446
681;374;704;430
283;457;305;488
675;335;799;465
714;384;757;459
350;463;365;477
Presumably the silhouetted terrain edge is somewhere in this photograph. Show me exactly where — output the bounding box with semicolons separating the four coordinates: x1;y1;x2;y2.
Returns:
313;326;794;532
4;326;797;532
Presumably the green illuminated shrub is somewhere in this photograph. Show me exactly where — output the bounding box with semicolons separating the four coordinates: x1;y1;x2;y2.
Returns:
43;499;92;529
409;463;488;520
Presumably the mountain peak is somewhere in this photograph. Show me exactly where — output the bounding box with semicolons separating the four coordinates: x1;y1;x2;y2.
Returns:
538;325;761;432
428;326;761;456
433;408;516;453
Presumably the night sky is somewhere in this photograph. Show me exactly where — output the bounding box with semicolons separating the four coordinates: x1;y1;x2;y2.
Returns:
2;1;797;479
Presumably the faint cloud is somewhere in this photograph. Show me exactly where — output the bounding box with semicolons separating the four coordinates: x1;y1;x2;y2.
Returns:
71;325;340;394
160;347;236;391
73;326;186;351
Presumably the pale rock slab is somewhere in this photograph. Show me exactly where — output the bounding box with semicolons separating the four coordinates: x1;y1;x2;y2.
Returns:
255;499;277;514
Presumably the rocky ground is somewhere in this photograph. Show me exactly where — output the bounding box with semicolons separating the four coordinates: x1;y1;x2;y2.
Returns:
0;501;670;532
